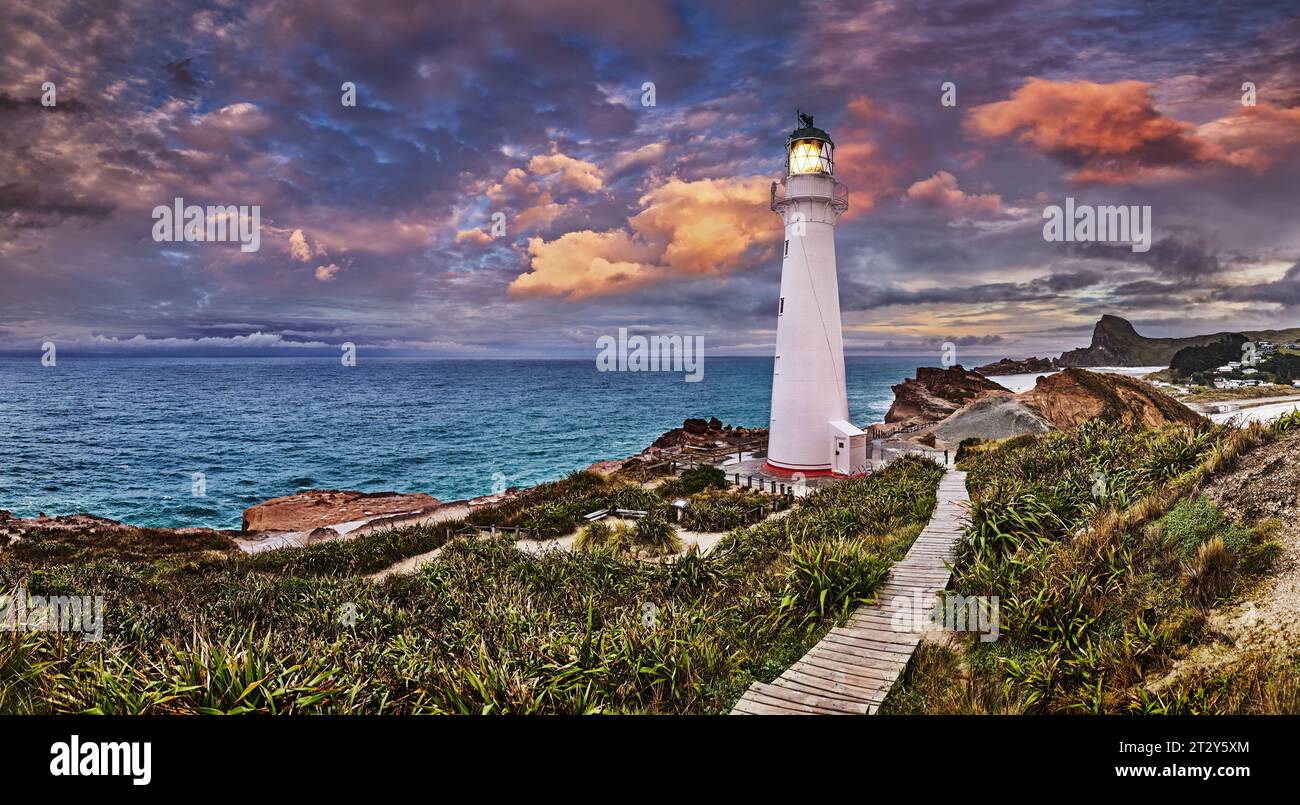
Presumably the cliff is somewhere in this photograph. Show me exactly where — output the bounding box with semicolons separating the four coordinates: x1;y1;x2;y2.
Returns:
885;366;1009;425
1057;315;1300;367
1018;367;1205;430
974;356;1057;376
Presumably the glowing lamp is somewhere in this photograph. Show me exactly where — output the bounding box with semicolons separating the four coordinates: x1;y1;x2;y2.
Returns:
785;112;834;175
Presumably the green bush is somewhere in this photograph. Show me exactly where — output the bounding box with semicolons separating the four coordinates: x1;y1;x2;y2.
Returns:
777;538;892;629
680;489;773;532
675;465;728;495
1162;495;1251;558
633;513;682;556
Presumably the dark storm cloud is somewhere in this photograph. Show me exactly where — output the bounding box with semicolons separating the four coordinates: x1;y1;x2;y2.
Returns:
841;270;1107;312
1068;237;1224;279
1220;261;1300;306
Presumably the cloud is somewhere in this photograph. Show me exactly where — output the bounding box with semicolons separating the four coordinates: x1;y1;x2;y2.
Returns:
829;96;904;214
966;78;1300;184
509;175;776;299
288;229;314;262
905;170;1002;218
314;263;341;282
527;150;604;192
966;79;1212;183
1220;260;1300;305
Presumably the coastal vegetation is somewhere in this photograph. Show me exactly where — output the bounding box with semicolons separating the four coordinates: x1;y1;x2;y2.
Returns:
884;413;1300;714
0;456;943;714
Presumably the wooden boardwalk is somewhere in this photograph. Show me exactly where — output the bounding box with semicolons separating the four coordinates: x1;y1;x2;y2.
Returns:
731;469;970;715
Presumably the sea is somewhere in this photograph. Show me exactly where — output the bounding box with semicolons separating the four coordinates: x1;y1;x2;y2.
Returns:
0;355;972;530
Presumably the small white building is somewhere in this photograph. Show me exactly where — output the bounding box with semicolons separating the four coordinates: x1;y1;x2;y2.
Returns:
828;420;867;476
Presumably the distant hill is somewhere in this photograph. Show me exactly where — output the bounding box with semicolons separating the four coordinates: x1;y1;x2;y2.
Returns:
1058;315;1300;367
1169;334;1249;377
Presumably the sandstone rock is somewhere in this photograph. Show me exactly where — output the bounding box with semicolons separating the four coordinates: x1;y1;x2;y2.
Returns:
885;366;1009;425
241;489;440;533
974;356;1057;376
306;526;340;545
1018;367;1204;431
935;395;1055;443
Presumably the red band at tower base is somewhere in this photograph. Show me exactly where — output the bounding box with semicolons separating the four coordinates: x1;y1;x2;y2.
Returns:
761;460;841;478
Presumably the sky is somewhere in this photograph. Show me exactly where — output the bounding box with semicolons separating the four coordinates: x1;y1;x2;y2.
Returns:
2;0;1299;359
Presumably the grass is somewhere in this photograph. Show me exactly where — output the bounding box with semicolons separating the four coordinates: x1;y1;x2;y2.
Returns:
886;413;1300;714
0;455;944;714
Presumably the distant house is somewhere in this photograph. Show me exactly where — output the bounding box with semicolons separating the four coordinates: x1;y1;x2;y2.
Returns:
1242;367;1259;375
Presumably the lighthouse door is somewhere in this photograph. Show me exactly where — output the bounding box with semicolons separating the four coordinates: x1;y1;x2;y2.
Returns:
832;436;849;475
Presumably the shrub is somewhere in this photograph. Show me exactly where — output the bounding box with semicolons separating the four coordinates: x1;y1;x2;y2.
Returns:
954;437;982;465
1183;535;1234;605
777;538;891;629
633;513;682;556
675;465;729;495
574;520;634;554
680;489;773;532
1162;495;1252;558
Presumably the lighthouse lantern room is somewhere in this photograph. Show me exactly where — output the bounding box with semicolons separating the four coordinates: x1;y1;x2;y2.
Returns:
765;112;865;477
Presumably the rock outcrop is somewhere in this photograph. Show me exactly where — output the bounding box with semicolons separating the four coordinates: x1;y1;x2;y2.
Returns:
884;366;1008;425
1019;367;1204;431
974;356;1057;376
649;417;764;451
934;395;1055;443
1058;315;1238;367
241;489;441;533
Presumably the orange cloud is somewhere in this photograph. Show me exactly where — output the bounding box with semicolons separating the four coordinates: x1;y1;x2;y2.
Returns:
966;78;1300;184
1195;102;1300;172
454;228;493;245
905;171;1002;218
527;150;604;192
459;146;605;243
314;263;341;282
966;78;1210;183
508;176;776;300
830;96;902;216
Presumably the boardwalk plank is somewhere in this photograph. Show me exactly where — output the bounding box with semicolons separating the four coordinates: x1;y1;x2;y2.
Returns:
729;469;969;715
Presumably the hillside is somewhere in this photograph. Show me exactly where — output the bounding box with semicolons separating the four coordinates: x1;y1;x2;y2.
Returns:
1057;314;1300;367
897;365;1204;443
1018;367;1205;430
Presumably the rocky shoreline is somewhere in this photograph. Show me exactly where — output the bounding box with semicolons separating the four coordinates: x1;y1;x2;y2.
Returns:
0;368;1209;555
0;416;767;556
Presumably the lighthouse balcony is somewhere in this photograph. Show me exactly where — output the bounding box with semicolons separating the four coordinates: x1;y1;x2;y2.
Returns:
771;174;849;213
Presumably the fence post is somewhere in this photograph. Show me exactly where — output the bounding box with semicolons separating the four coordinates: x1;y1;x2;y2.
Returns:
746;475;752;489
734;472;740;486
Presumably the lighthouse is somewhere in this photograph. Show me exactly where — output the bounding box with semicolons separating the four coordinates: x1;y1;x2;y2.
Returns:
764;112;866;477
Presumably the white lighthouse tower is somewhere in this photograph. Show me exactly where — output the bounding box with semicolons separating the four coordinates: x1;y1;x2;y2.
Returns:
764;112;866;477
